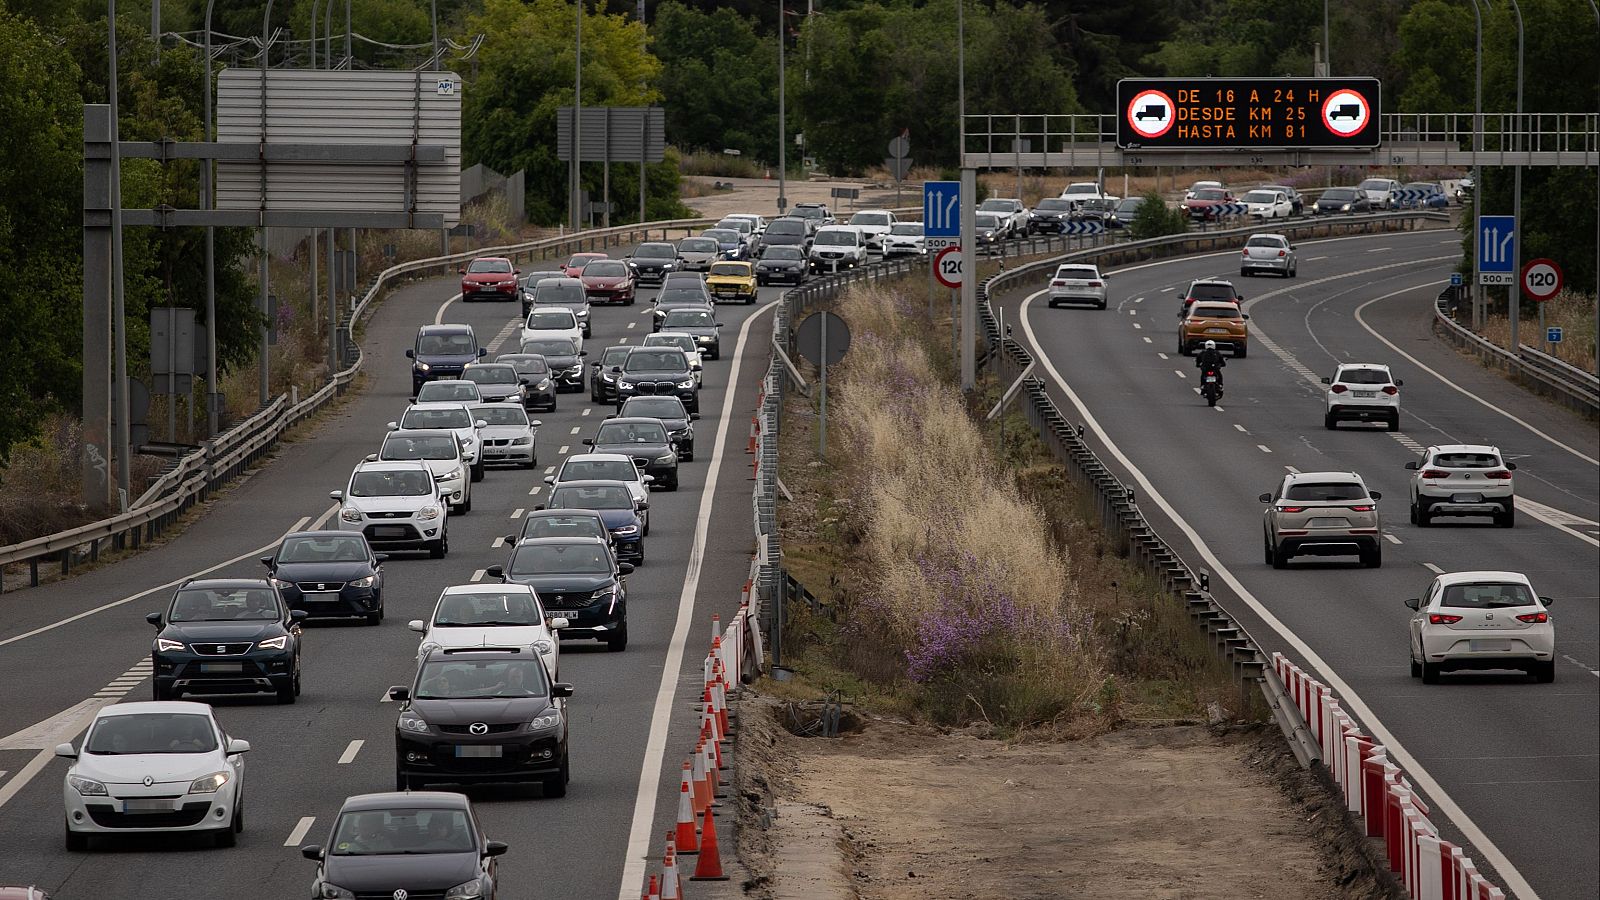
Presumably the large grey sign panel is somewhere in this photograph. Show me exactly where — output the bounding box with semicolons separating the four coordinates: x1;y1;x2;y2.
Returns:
556;107;666;163
215;70;462;227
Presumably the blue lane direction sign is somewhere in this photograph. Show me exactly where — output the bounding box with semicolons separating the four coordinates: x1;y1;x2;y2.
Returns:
1478;215;1515;284
1450;272;1463;287
1547;327;1563;344
924;181;960;238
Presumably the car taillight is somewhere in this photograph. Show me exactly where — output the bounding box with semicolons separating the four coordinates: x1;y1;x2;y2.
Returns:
1276;505;1306;513
1277;250;1286;257
1515;611;1548;623
1382;385;1399;395
1347;505;1375;512
1051;280;1065;287
1330;384;1348;393
1241;250;1249;256
1428;613;1463;625
1420;470;1450;479
1087;281;1102;287
1485;470;1513;480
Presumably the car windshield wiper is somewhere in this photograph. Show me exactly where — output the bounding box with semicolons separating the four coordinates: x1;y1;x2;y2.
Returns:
474;620;537;626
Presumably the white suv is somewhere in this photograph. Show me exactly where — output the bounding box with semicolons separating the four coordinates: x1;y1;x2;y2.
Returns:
976;198;1029;237
1322;364;1403;431
809;226;868;271
1046;264;1108;309
846;209;898;251
1406;571;1556;683
396;403;487;481
375;428;472;513
1406;444;1517;527
332;460;449;558
1060;181;1115;208
409;584;566;679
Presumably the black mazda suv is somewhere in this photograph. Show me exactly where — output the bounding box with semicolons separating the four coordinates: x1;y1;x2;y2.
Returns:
148;579;307;703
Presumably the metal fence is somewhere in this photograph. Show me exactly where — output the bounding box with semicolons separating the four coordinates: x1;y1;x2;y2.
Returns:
1431;287;1598;417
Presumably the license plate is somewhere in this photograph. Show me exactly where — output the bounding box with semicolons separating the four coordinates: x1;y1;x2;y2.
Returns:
305;592;341;602
374;526;408;538
120;799;175;813
1468;640;1511;652
1307;517;1351;528
454;745;503;758
1354;390;1377;398
1206;328;1230;334
199;662;243;673
1451;493;1484;503
1204;376;1218;383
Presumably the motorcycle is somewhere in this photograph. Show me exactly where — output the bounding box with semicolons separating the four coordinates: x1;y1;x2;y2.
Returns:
1201;368;1223;406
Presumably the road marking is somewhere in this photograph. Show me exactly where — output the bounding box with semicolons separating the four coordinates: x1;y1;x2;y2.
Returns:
1132;323;1142;330
1516;498;1600;549
0;771;7;782
379;687;396;703
1135;297;1144;303
1234;424;1248;433
558;445;569;454
285;817;316;847
1174;370;1186;379
492;537;505;548
433;293;464;326
1307;255;1329;261
1257;444;1272;453
470;569;486;582
1159;286;1175;292
570;426;581;435
1142;337;1152;343
1284;465;1299;472
619;337;630;344
511;508;524;518
582;407;592;416
544;466;555;474
484;320;522;354
1384;533;1403;545
618;296;778;899
1365;247;1390;252
1128;309;1137;316
1213;405;1225;412
1016;276;1543;900
1560;655;1600;676
627;321;637;329
1157;352;1169;360
529;486;541;495
1424;562;1446;574
337;740;364;765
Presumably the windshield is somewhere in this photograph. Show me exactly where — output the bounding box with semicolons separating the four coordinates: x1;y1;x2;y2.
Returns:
560;459;638;482
703;230;738;243
597;422;668;443
535;281;585;304
584;261;627;278
658;290;709;305
1056;267;1098;280
433;591;542;627
522;339;576;357
717;220;752;233
350;469;433;497
466;259;511;274
1243;191;1279;203
329;808;475;856
472;406;529;427
889;224;923;235
382;433;457;461
646;335;697;353
1284;482;1368;502
1336;368;1392;385
663;309;715;329
566;254;604;268
463;366;517;385
977;200;1013;213
975;214;1001;228
527;311;576;330
1064;184;1099;195
850;213;890;226
763;247;805;260
795;206;826;218
679;238;716;253
416;657;550;701
415;333;476;356
634;244;676;258
1036;199;1072;211
1190;305;1241;319
1246;236;1285;248
622;398;686;418
814;231;856;246
550;485;632;509
278;534;368;563
625;351;689;372
600;347;632;366
415;382;479;402
500;356;549;375
521;515;607;540
1440;582;1536;609
1322;189;1355;201
1358;179;1390;191
1082;199;1115;211
85;713;217;755
1432;452;1501;468
402;407;473;429
1115;199;1142;212
169;587;279;622
509;543;612;575
709;263;748;277
1189;284;1238;301
767;220;805;235
1194;189;1226;201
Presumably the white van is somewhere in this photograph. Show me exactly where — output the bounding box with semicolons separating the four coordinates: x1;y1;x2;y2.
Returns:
808;226;868;271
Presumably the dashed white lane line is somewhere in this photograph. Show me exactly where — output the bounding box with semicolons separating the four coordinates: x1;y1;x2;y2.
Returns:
1174;370;1186;379
544;466;555;474
1384;533;1403;545
1424;562;1446;574
1365;247;1390;252
285;817;317;847
492;537;505;548
1128;309;1138;316
1134;297;1144;303
626;321;637;329
529;486;541;495
1234;424;1248;433
569;426;581;435
558;445;570;455
1132;323;1142;330
1159;286;1175;292
337;740;364;765
511;508;524;518
1142;337;1152;343
619;337;630;344
1284;465;1299;473
1257;444;1273;454
582;408;592;416
1306;255;1329;261
379;687;395;703
470;569;487;582
1157;352;1169;360
1213;406;1225;412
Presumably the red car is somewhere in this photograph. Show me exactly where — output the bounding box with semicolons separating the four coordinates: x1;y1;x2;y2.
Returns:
459;256;520;302
1183;188;1235;221
562;252;610;278
578;257;637;305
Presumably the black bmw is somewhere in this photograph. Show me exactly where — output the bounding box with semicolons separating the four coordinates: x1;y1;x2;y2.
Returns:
487;536;631;651
148;578;306;703
617;396;698;461
261;531;386;624
584;416;680;489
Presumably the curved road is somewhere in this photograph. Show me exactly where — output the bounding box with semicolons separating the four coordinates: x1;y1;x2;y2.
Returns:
992;226;1598;900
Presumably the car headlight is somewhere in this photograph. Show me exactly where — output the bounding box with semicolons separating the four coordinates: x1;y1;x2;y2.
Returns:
662;262;674;269
318;884;356;899
592;585;618;602
349;575;377;588
444;879;487;900
187;771;231;794
676;379;695;389
1340;204;1351;211
612;524;639;536
69;775;108;796
512;437;532;445
656;453;677;463
441;467;463;483
339;507;363;524
418;641;440;657
527;707;562;734
156;638;186;652
268;576;293;588
599;373;616;383
417;505;442;521
537;378;552;389
257;635;290;651
575;308;589;318
696;335;713;344
397;712;431;733
414;362;431;372
532;639;553;655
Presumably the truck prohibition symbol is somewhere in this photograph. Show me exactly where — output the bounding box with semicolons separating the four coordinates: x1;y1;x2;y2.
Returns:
1135;103;1167;121
1329;103;1361;120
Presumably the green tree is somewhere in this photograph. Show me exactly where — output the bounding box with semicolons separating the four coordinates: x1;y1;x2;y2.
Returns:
650;1;777;161
1126;190;1187;240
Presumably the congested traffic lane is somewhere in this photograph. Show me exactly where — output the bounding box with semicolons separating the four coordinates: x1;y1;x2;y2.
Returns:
0;245;788;900
992;226;1598;900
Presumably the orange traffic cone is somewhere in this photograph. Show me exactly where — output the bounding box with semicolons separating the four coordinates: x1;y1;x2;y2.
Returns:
661;834;683;900
691;747;712;812
674;771;700;853
701;709;723;770
745;416;759;453
685;758;706;817
644;874;661;900
702;724;724;796
690;804;730;881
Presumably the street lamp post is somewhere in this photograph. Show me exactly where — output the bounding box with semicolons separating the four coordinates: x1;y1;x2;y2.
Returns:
1468;0;1483;329
202;0;220;437
571;0;583;232
1507;0;1524;353
108;0;132;505
777;2;786;216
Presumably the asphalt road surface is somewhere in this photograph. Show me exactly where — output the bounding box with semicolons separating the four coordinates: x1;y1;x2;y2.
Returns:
992;226;1598;900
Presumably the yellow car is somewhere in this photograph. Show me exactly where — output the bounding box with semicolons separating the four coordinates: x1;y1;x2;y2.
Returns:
1178;301;1249;357
706;261;757;304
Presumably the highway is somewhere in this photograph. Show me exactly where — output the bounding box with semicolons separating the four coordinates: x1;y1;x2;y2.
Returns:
991;226;1598;900
0;248;789;899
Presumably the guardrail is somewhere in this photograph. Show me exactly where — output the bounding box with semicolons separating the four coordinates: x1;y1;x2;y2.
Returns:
1431;288;1598;417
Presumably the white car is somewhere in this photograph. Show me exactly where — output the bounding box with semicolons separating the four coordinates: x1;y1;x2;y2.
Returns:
1060;181;1114;207
1322;364;1403;431
1406;444;1517;527
1240;233;1297;277
642;332;705;385
409;584;565;678
723;213;768;237
1242;189;1294;220
59;701;249;850
545;453;654;532
1407;571;1556;683
1184;180;1224;201
332;459;449;557
413;379;482;405
1046;264;1108;309
847;209;897;251
521;306;583;355
976;198;1029;237
375;428;472;513
809;226;867;270
471;403;540;469
882;222;926;257
1357;177;1402;208
396;402;487;480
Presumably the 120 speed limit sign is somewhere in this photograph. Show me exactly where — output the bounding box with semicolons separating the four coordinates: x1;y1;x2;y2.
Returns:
1521;258;1563;302
934;245;964;288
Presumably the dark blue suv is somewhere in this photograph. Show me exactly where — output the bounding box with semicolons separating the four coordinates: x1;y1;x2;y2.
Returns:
408;324;486;398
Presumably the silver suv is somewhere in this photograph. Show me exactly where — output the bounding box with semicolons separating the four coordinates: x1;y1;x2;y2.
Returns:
1260;471;1383;569
332;460;450;558
1406;444;1517;527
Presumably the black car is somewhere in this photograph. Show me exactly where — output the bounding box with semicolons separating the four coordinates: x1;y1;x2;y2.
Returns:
487;536;631;651
147;578;306;703
507;509;612;546
537;480;646;564
756;217;811;255
616;396;698;461
261;531;386;624
626;241;680;284
519;268;565;317
614;346;699;412
301;792;507;899
755;245;809;286
518;337;586;392
461;362;526;405
583;417;680;489
408;324;487;398
651;288;714;333
1109;197;1146;229
657;306;723;360
1314;187;1372;215
589;345;633;403
495;352;558;411
1028;197;1074;233
388;646;572;792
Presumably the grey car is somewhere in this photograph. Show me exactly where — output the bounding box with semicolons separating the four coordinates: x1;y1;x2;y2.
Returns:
1239;233;1297;278
657;306;722;360
675;237;719;272
494;353;557;411
1260;472;1383;569
757;217;811;255
651;287;714;333
520;268;565;316
530;277;592;339
756;245;809;285
461;363;527;404
518;337;586;392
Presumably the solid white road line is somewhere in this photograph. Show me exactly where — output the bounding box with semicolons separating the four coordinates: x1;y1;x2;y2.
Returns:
616;297;778;899
1424;562;1446;574
470;569;486;582
1016;284;1543;900
285;816;317;847
337;740;364;765
433;293;464;326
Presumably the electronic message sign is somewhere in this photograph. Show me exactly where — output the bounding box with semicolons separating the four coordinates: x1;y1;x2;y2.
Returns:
1116;78;1382;150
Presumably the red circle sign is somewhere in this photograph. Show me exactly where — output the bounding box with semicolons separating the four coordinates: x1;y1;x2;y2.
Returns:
934;245;964;288
1126;89;1175;140
1321;88;1372;138
1521;258;1563;302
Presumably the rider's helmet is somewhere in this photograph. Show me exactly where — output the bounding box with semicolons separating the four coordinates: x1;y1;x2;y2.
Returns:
1203;340;1217;351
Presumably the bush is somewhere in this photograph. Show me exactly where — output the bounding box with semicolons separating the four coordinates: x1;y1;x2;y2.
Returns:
1127;190;1189;240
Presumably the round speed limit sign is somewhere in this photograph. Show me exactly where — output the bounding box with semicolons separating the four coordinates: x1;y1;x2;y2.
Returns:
934;245;964;288
1521;258;1563;302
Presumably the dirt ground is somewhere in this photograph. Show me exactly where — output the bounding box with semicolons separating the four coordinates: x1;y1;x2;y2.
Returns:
729;694;1397;900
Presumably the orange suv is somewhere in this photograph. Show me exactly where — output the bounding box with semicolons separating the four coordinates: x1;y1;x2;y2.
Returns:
1178;301;1249;356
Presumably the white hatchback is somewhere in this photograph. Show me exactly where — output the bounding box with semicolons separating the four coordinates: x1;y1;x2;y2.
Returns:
1046;264;1108;309
546;453;654;533
882;222;927;257
409;584;566;679
1406;444;1517;527
59;702;250;849
1407;571;1556;683
521;306;584;354
1323;364;1403;431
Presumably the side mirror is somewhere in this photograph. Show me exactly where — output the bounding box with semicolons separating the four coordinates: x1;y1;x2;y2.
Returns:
146;612;164;628
530;420;542;428
386;421;400;430
486;565;505;579
611;366;624;374
226;738;251;755
1404;598;1420;611
290;610;310;621
715;323;725;328
405;349;415;358
484;840;510;858
1258;493;1272;503
1506;462;1517;470
374;553;389;563
533;504;545;510
544;475;556;484
549;617;570;630
457;265;466;274
407;620;426;633
55;742;77;759
582;439;595;447
301;845;325;861
1404;461;1420;470
692;363;703;371
475;420;488;429
1369;491;1382;500
478;348;488;357
642;475;655;483
1242;313;1250;320
578;350;589;357
514;269;521;276
637;502;650;511
1539;596;1555;607
689;413;700;420
550;683;575;699
260;555;275;567
1394;379;1404;387
387;686;410;702
329;490;344;500
1319;377;1332;384
619;563;635;575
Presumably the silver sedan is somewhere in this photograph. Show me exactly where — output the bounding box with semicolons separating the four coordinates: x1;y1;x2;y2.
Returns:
1239;233;1297;278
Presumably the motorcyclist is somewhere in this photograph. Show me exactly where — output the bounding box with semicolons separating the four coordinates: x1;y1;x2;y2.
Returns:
1195;340;1226;385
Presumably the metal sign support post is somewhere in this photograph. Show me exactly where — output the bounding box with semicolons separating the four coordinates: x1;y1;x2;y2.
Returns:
777;6;787;216
327;227;338;374
571;0;583;233
1508;0;1525;351
108;0;132;507
818;319;827;457
83;107;114;509
959;168;977;393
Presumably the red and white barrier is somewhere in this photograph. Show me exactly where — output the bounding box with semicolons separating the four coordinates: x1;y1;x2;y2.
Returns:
1272;653;1504;900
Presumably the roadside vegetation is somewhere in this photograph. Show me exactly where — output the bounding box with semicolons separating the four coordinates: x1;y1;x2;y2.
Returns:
1476;290;1598;374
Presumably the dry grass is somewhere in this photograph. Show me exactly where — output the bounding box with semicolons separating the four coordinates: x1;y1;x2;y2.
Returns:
677;150;766;180
1476;290;1597;373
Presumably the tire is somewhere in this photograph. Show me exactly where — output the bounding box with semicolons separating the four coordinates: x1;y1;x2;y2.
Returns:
1416;502;1432;527
1387;412;1401;432
365;607;383;626
215;824;237;848
65;825;88;852
275;678;296;705
1177;339;1188;356
1240;269;1250;278
1361;545;1382;569
543;758;570;798
1409;501;1419;525
459;493;472;515
1206;392;1217;407
1263;537;1275;566
1532;660;1556;683
470;460;485;483
1324;412;1337;431
1420;661;1441;684
1409;655;1421;678
232;801;244;834
605;623;629;652
1271;540;1289;569
153;681;174;701
1496;500;1516;528
1096;300;1107;310
642;514;650;537
624;296;635;306
1234;344;1247;358
429;536;447;559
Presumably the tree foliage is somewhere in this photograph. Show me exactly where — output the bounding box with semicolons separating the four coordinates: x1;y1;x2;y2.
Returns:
650;2;776;160
1126;191;1189;240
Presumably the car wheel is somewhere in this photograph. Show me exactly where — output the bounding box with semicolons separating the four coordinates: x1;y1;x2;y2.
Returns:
605;623;629;652
1271;542;1289;569
365;607;383;626
275;678;296;705
1409;654;1421;678
1234;345;1247;358
232;800;244;833
215;822;237;848
1323;412;1337;431
1387;412;1401;432
1096;300;1107;310
65;824;88;852
1496;499;1516;528
153;681;173;701
1532;660;1556;683
1240;269;1250;278
1361;545;1382;568
1420;661;1442;684
429;536;447;559
1409;500;1419;525
471;460;485;483
1177;339;1187;355
1263;536;1275;566
543;758;570;798
459;493;472;514
1416;501;1433;527
666;477;680;492
684;450;695;462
